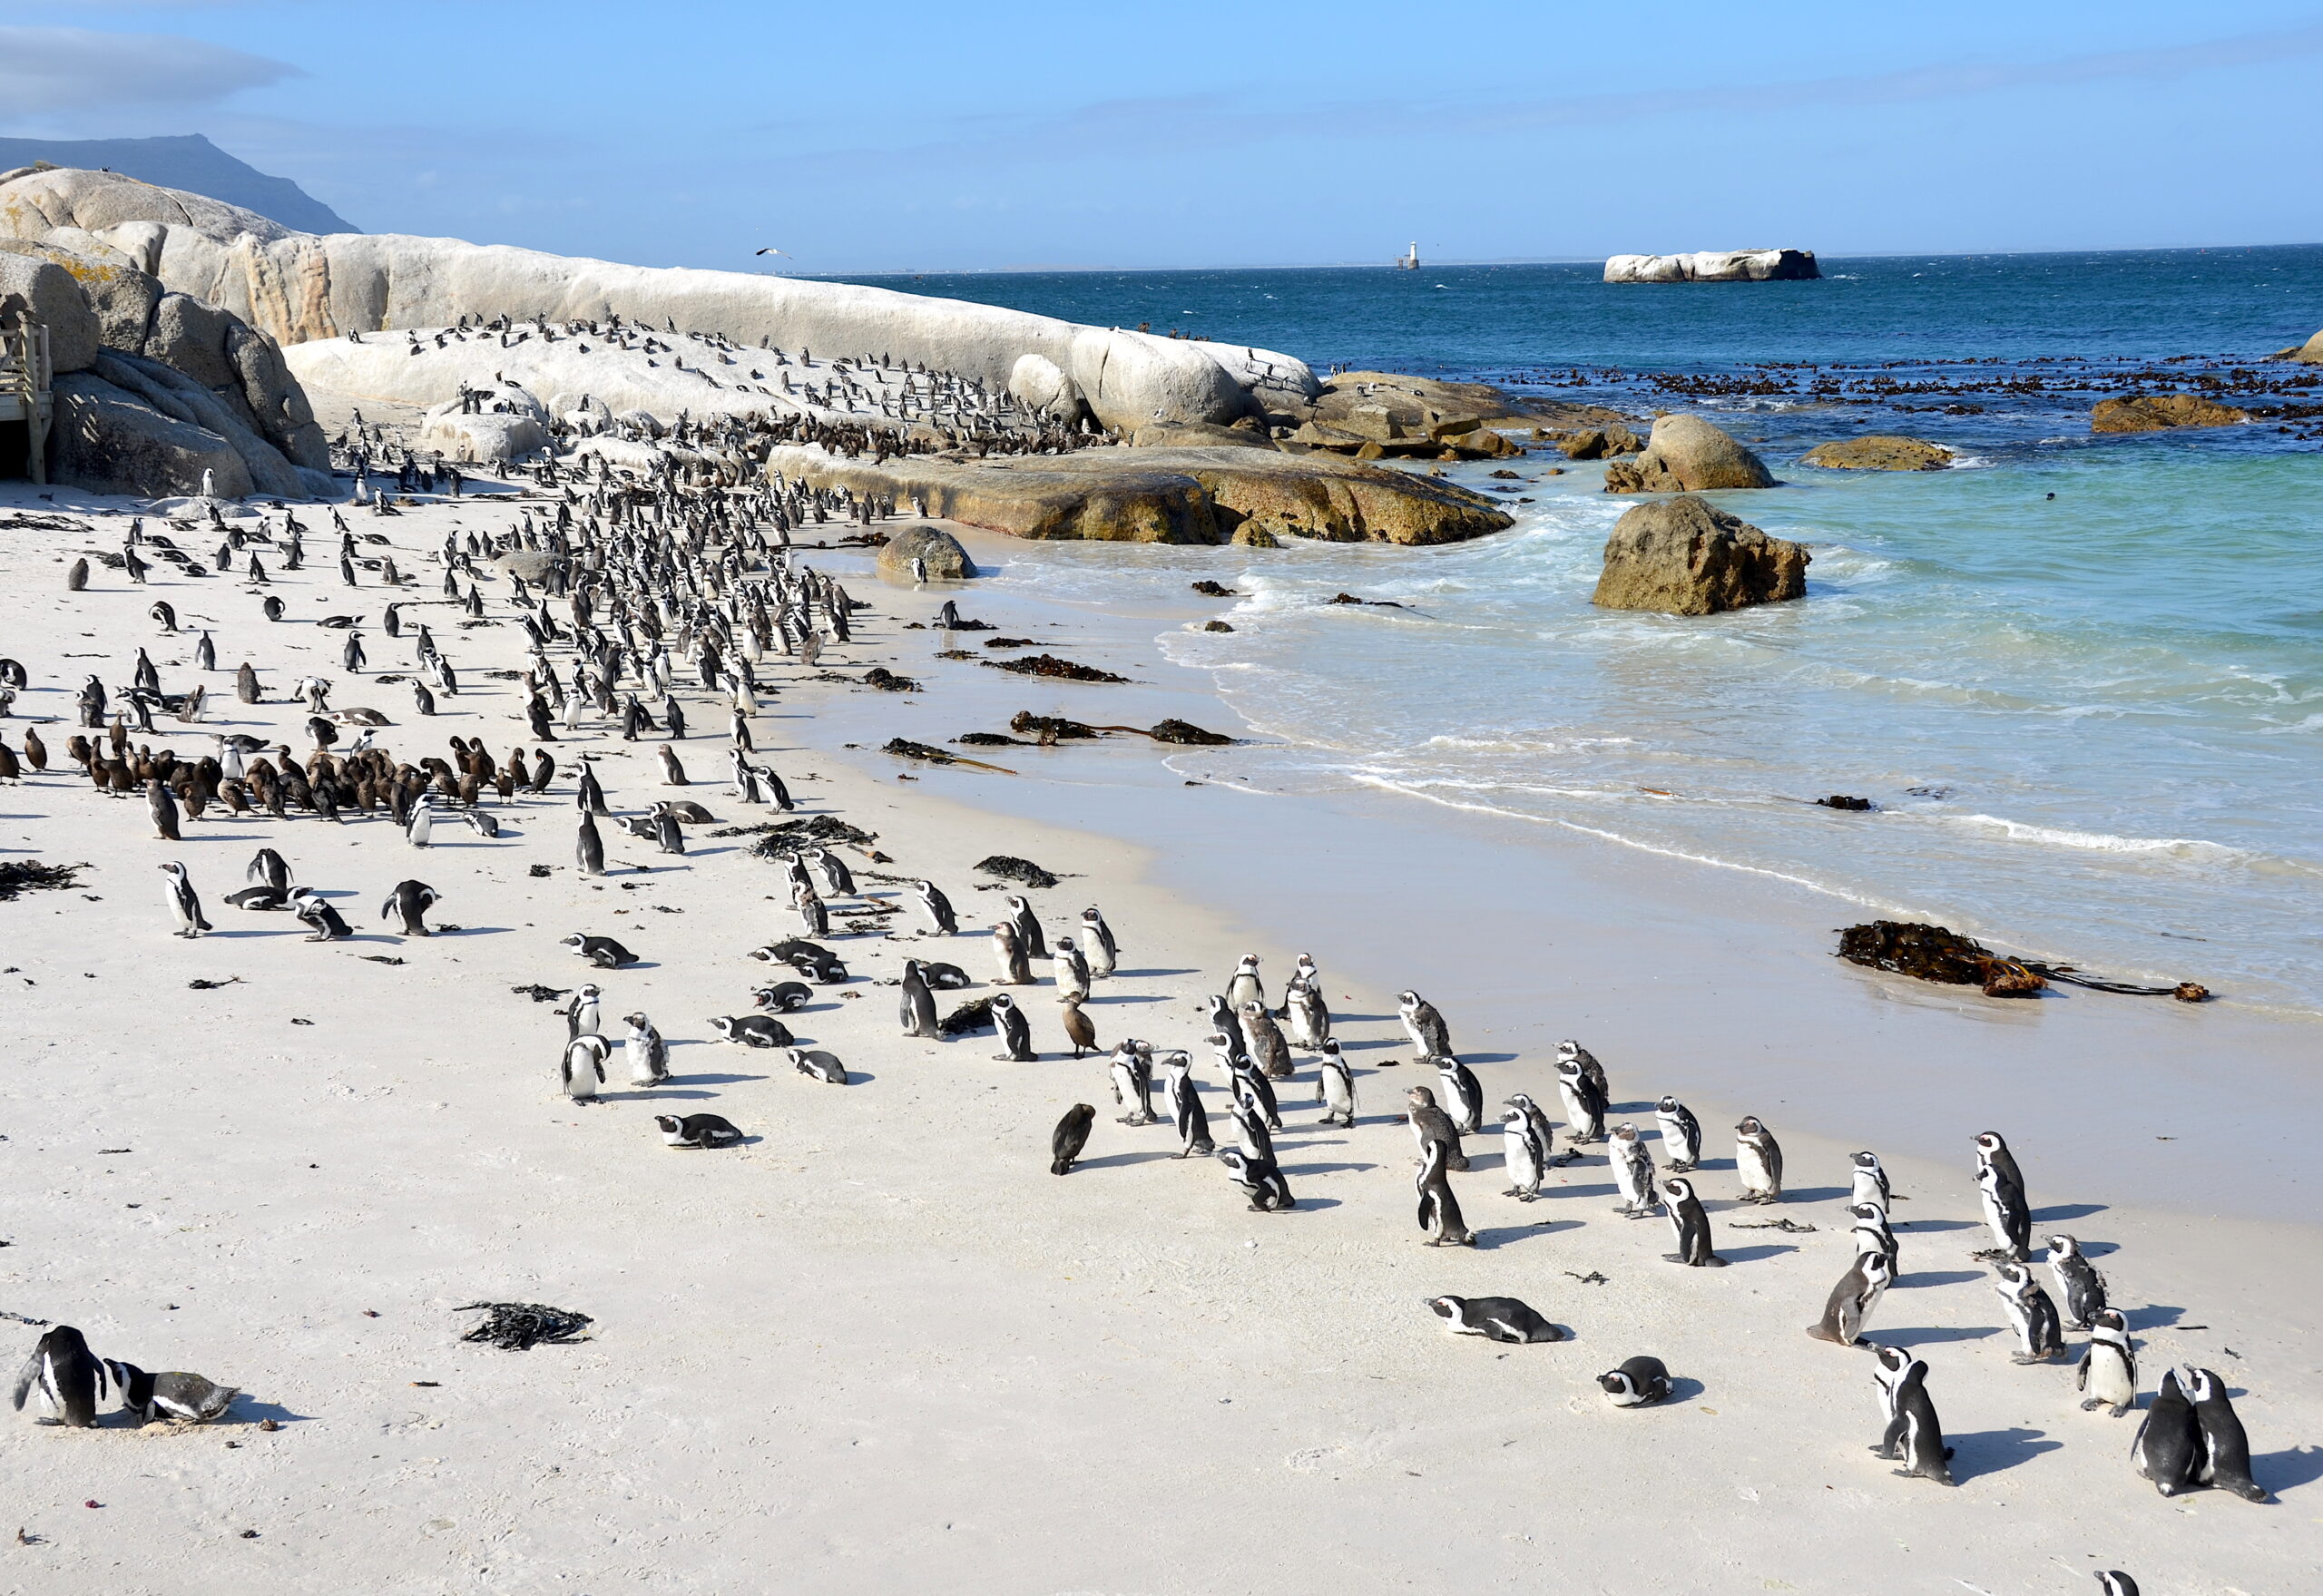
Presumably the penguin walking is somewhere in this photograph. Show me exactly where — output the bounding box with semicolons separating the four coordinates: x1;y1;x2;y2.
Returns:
1315;1040;1358;1129
2045;1234;2109;1328
1108;1043;1157;1126
1554;1055;1607;1144
561;1035;610;1104
989;992;1035;1062
1405;1085;1465;1171
1163;1052;1213;1157
1975;1160;2033;1262
898;960;940;1038
653;808;686;856
1597;1356;1671;1408
2077;1307;2138;1417
622;1013;669;1086
381;879;439;935
1506;1092;1563;1169
1608;1123;1659;1217
1869;1344;1955;1484
1080;906;1117;975
1654;1095;1702;1171
2132;1367;2203;1497
1229;1052;1283;1132
1051;1104;1096;1175
158;861;211;937
1807;1250;1893;1346
1434;1053;1484;1135
11;1326;108;1426
1501;1105;1545;1200
2183;1366;2270;1502
1217;1146;1294;1211
1661;1176;1725;1266
911;878;957;935
1397;990;1451;1057
1415;1135;1475;1247
1734;1116;1784;1203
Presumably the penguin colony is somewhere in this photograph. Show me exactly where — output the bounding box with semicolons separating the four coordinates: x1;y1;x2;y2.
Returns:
0;408;2283;1579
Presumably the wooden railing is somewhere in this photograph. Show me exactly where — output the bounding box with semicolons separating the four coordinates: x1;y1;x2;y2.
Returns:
1;314;53;485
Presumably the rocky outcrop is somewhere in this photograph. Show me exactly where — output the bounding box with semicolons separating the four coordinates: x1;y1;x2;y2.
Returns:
1801;435;1954;471
766;444;1514;547
878;524;976;580
1603;414;1775;493
1604;250;1819;283
2280;329;2323;363
50;367;260;499
1557;426;1647;460
1592;495;1809;615
2090;394;2252;433
418;407;548;463
0;166;1317;433
0;250;100;372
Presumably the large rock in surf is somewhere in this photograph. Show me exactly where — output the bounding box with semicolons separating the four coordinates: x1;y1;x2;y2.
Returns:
1603;414;1774;493
1801;435;1954;471
878;524;976;580
1592;494;1808;615
1604;250;1819;283
0;165;1318;433
2090;393;2251;433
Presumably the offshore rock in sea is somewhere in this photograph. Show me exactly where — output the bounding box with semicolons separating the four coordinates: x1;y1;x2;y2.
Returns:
1592;494;1808;616
1603;414;1775;494
1800;435;1954;471
2089;393;2252;433
1603;249;1819;283
878;524;976;580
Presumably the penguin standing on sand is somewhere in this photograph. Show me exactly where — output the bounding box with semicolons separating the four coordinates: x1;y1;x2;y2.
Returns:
1052;936;1091;1003
1974;1130;2025;1196
158;861;211;937
1501;1104;1546;1200
2183;1366;2270;1502
1051;1104;1095;1175
898;959;940;1039
1005;895;1046;960
1397;990;1451;1057
1735;1116;1784;1203
1850;1201;1899;1275
1080;907;1117;975
1608;1123;1659;1217
382;879;439;935
561;1035;610;1104
148;779;182;841
1654;1095;1702;1171
992;921;1032;985
576;809;606;876
1808;1249;1894;1346
1282;978;1330;1050
622;1013;669;1086
249;848;292;891
1993;1260;2068;1363
2045;1234;2109;1328
12;1326;108;1426
567;984;603;1040
406;796;435;848
1555;1054;1607;1144
1163;1051;1213;1157
1850;1150;1891;1211
2077;1307;2138;1417
2132;1367;2203;1496
1415;1136;1475;1247
1109;1043;1157;1126
1434;1053;1485;1135
1315;1039;1357;1128
1869;1344;1955;1484
1227;1047;1283;1131
911;879;957;935
1226;955;1265;1013
989;991;1035;1062
1661;1176;1725;1266
1975;1160;2034;1262
1405;1085;1465;1171
1239;1001;1291;1079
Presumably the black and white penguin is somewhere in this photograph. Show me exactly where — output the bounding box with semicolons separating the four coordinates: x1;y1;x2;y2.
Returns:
11;1326;108;1426
1869;1344;1955;1484
1163;1051;1213;1157
1051;1103;1096;1175
566;984;603;1039
792;883;828;937
1557;1038;1609;1102
1416;1135;1475;1247
289;888;354;943
1973;1130;2025;1198
381;879;439;935
921;962;971;990
1554;1055;1607;1144
622;1013;669;1086
1661;1176;1725;1266
1079;906;1117;976
248;847;292;892
1849;1150;1891;1211
653;808;686;856
195;630;216;671
1434;1053;1485;1136
1005;894;1046;960
1849;1202;1899;1275
1807;1250;1893;1346
991;921;1031;985
1975;1160;2034;1262
1734;1116;1784;1203
2093;1576;2141;1596
1654;1096;1702;1171
656;1112;743;1148
1240;1000;1291;1080
1404;1084;1465;1171
1426;1296;1563;1344
1597;1356;1671;1407
560;1035;610;1103
1226;955;1265;1013
752;981;813;1013
225;886;292;910
898;960;940;1038
712;1014;793;1049
575;810;606;876
654;744;688;786
101;1361;240;1425
1993;1261;2067;1363
1108;1043;1157;1126
1202;995;1245;1062
1608;1123;1659;1217
2132;1366;2203;1497
2077;1307;2138;1417
560;932;637;967
789;1048;848;1084
1315;1040;1357;1129
2182;1366;2270;1502
989;991;1035;1062
1397;990;1451;1058
158;861;211;938
2044;1234;2109;1329
1216;1146;1294;1211
1052;936;1091;1002
1282;979;1330;1051
1229;1052;1283;1134
147;778;181;841
911;878;957;935
1501;1104;1546;1200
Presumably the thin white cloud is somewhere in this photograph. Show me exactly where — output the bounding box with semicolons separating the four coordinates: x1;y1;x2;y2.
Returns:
0;25;299;120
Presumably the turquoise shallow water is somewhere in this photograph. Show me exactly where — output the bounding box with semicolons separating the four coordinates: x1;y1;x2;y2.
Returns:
830;251;2323;1012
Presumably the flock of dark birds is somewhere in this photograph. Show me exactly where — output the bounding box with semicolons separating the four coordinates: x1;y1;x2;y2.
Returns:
1;380;2282;1590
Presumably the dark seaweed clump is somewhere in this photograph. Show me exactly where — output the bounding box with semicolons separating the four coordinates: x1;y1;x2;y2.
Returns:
976;855;1059;889
456;1302;593;1350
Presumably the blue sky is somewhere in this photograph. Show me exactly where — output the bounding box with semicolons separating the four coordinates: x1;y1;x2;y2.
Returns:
2;1;2320;272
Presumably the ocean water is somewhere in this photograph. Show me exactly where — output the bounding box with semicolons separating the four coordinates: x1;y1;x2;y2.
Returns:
831;252;2323;1013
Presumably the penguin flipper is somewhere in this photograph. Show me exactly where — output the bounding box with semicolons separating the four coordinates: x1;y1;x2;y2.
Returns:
10;1347;39;1411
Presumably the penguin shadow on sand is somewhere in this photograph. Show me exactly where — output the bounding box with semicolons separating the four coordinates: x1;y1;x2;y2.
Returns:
2121;1301;2186;1331
2032;1201;2108;1223
1868;1323;2001;1348
1712;1242;1800;1266
1070;1148;1178;1173
1274;1134;1377;1180
1892;1269;1985;1289
1775;1184;1853;1205
2252;1443;2323;1493
1940;1425;2061;1482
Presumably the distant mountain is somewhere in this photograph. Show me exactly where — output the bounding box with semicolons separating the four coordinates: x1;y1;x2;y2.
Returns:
0;134;352;234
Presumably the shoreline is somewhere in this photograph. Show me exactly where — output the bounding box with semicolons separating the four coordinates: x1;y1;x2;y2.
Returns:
0;484;2315;1593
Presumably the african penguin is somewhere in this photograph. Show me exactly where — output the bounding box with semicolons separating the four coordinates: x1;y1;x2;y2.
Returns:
2182;1366;2270;1502
2044;1234;2109;1329
1426;1296;1563;1344
1734;1116;1784;1203
1314;1040;1358;1129
622;1013;669;1086
1654;1095;1702;1171
382;879;439;935
1807;1250;1892;1346
656;1113;743;1148
2077;1307;2137;1417
1661;1176;1724;1266
1051;1104;1096;1175
990;991;1035;1062
1993;1260;2067;1363
1597;1356;1671;1407
11;1326;108;1427
1869;1344;1955;1484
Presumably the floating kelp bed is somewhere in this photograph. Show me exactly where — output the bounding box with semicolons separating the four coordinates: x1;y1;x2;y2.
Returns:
456;1302;593;1350
985;653;1129;683
0;861;81;902
1837;921;2208;1003
977;854;1060;888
